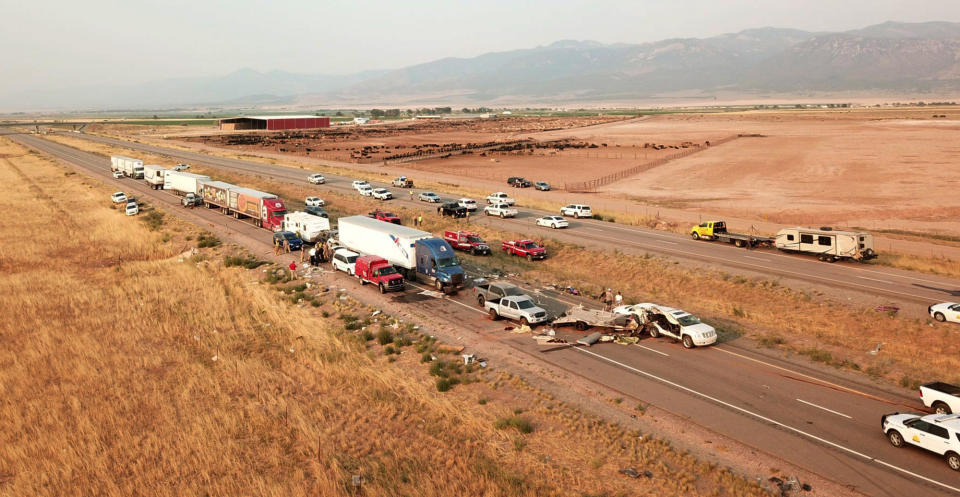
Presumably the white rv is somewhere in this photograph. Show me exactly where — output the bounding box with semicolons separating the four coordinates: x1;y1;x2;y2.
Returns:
774;227;876;262
282;211;331;243
143;165;167;189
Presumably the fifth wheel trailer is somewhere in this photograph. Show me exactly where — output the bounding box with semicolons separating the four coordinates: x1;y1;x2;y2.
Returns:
337;215;465;291
774;227;876;261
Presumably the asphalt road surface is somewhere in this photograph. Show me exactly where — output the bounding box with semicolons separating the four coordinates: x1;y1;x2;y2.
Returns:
7;129;960;496
55;131;960;317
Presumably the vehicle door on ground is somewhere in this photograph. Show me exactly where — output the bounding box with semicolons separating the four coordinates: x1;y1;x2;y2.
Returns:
903;418;952;454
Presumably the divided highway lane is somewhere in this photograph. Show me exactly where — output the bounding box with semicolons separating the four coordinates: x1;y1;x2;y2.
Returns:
58;132;960;312
10;129;960;496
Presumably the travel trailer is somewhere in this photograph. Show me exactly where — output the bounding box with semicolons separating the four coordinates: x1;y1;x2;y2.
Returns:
774;227;876;262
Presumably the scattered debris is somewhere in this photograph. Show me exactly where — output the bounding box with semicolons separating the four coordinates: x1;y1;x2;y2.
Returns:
619;467;640;478
577;332;603;346
462;354;476;365
615;336;639;345
371;310;381;317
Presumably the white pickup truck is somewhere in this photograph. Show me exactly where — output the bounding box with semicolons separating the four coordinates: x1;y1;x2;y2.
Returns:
484;295;548;327
484;203;517;218
486;192;516;205
921;382;960;414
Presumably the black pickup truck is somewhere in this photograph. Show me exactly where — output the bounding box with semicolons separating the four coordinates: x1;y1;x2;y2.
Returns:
437;202;467;218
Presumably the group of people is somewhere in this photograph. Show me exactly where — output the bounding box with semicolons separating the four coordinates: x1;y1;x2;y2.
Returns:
599;288;623;311
412;214;424;227
305;239;333;266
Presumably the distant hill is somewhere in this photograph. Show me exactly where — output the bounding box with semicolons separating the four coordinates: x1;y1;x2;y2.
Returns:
3;21;960;111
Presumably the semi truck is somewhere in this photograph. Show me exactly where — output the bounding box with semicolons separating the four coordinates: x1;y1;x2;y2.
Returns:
690;221;773;248
774;227;876;262
199;180;233;213
143;165;167;189
227;187;286;231
164;171;211;196
110;155;144;179
337;215;465;292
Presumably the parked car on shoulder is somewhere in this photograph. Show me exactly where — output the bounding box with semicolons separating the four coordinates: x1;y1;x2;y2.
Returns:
372;188;393;200
507;176;531;188
486;192;515;205
112;170;123;179
535;181;551;191
273;231;303;252
444;230;490;255
307;173;325;184
536;216;568;229
438;202;467;218
305;196;325;207
331;247;359;276
419;192;441;203
929;302;960;324
125;201;139;216
502;240;546;261
368;209;401;225
881;412;960;471
110;192;127;204
352;180;370;190
484;203;517;218
458;198;478;211
305;205;329;218
357;184;374;196
613;303;717;348
391;176;413;188
173;163;190;171
560;204;592;218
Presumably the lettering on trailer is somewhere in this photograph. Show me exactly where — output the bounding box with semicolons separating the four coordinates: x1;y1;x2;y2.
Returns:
389;234;411;260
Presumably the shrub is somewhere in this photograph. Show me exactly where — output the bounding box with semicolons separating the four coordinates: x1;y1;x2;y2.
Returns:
436;377;459;392
224;255;266;269
361;329;374;341
140;210;165;231
196;232;221;248
376;329;393;345
494;416;533;434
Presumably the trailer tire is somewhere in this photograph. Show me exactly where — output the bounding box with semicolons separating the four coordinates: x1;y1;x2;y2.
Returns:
735;239;745;248
489;308;499;321
682;335;695;349
933;401;952;414
575;321;589;331
691;232;700;240
935;312;946;322
828;256;837;263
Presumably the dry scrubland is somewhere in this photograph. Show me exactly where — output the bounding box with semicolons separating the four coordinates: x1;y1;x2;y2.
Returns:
36;133;960;389
0;137;771;496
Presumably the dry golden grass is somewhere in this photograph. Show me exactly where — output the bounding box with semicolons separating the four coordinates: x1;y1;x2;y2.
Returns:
0;137;770;496
872;252;960;280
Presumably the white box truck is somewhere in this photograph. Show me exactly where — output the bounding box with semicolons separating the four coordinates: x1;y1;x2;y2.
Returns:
774;227;876;262
110;155;144;179
143;165;167;190
164;171;211;196
337;215;465;292
283;211;331;243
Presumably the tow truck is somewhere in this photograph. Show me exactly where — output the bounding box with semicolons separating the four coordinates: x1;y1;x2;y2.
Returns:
690;221;773;248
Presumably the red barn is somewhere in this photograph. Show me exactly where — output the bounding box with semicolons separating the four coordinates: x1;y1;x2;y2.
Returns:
218;115;331;131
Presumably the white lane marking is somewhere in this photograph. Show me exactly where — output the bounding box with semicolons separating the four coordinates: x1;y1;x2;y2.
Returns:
407;282;487;315
573;347;960;495
796;398;853;419
858;276;893;284
636;344;670;357
714;347;893;404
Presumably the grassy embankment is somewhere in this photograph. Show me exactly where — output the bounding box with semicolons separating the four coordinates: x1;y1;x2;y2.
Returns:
40;134;960;389
0;137;773;496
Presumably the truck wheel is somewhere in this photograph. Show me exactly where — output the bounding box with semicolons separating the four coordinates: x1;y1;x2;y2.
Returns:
649;326;660;338
888;430;904;448
500;213;505;219
691;232;700;240
935;312;946;322
948;452;960;471
488;308;499;321
735;239;745;248
435;279;443;291
379;283;386;294
682;335;695;349
477;295;485;307
575;321;589;331
574;212;579;219
933;401;952;414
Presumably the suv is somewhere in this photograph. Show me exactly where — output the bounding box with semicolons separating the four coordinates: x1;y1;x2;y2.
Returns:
307;173;325;184
438;202;467;218
305;205;329;218
613;303;717;348
352;180;370;190
458;198;478;211
882;412;960;471
331;247;360;276
560;204;592;219
507;177;531;188
357;185;374;196
110;192;127;204
534;181;551;191
372;188;393;200
273;231;303;252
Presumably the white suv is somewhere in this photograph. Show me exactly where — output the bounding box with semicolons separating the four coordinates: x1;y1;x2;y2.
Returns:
613;303;717;348
307;173;325;184
331;248;359;276
458;198;478;211
882;412;960;471
357;185;374;196
560;204;592;219
352;180;370;191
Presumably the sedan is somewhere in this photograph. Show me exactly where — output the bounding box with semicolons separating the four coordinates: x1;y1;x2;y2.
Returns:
305;206;329;218
307;173;325;184
419;192;441;203
536;216;568;229
305;196;325;207
930;302;960;323
372;188;393;200
535;181;551;191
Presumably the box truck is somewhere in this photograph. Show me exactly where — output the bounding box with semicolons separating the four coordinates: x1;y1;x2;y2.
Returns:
110;155;144;179
337;215;465;292
283;211;331;243
164;171;211;196
143;165;167;190
227;186;286;231
774;227;876;262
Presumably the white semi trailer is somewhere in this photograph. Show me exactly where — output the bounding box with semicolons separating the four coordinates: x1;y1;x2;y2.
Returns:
110;155;144;179
143;165;167;189
164;171;211;196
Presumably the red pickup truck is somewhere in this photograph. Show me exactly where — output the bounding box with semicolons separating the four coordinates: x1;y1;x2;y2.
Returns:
368;209;401;225
354;255;405;293
502;240;547;261
443;230;491;255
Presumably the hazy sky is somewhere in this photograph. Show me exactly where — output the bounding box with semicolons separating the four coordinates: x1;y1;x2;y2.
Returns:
3;0;959;95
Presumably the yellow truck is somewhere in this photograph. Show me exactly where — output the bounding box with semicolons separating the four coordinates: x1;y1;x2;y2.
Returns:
690;221;773;248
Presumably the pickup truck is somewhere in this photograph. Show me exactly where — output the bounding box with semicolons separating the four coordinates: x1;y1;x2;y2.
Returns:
437;202;467;218
392;176;414;188
502;240;546;261
473;279;526;306
368;209;401;224
484;203;517;218
181;193;203;208
354;255;405;293
444;230;490;255
920;382;960;414
484;295;549;326
690;220;773;248
486;192;515;206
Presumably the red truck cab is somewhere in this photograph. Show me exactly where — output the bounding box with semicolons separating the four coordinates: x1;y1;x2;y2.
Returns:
502;240;547;261
368;209;401;225
354;255;405;293
443;230;491;255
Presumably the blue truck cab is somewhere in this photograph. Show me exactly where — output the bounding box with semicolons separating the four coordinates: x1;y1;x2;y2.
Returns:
415;238;465;292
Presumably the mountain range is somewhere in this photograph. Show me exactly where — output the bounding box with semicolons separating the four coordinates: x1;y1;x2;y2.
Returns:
5;21;960;112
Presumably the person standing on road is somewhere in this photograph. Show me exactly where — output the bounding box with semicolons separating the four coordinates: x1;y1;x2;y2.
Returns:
602;288;614;311
300;244;305;263
309;246;317;266
416;214;423;227
614;291;623;308
409;190;415;201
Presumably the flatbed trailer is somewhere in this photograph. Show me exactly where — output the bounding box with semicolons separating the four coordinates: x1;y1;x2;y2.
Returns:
553;306;635;332
691;221;773;248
